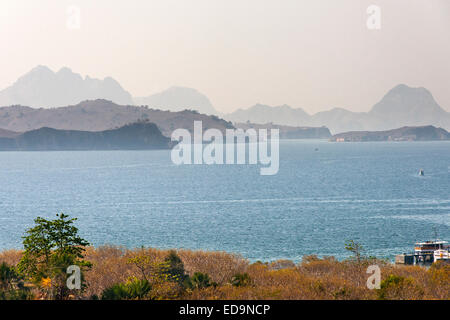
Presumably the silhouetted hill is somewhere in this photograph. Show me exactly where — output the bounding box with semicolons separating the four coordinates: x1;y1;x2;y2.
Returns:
134;86;217;115
0;100;234;137
0;66;220;114
0;122;172;151
367;84;450;130
226;104;310;126
224;85;450;133
330;125;450;142
309;108;370;133
0;66;133;107
235;122;331;139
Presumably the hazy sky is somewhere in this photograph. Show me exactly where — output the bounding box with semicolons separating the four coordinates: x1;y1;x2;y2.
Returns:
0;0;449;113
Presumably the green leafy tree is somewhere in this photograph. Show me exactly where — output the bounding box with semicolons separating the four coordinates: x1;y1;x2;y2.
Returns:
17;213;91;299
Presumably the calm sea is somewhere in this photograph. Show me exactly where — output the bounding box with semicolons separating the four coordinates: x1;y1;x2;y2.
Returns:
1;140;449;261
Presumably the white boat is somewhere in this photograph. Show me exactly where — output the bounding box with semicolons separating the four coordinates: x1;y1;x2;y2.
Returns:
434;249;450;262
415;240;449;264
396;240;449;265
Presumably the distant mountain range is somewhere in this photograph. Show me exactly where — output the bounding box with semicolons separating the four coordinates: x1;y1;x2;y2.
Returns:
330;125;450;142
0;66;218;115
1;66;449;134
0;122;172;151
224;85;450;134
0;99;232;137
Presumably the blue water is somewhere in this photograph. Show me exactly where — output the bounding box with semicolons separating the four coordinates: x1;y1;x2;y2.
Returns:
0;141;449;262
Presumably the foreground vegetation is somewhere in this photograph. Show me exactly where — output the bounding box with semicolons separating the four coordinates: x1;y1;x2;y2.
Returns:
0;214;448;300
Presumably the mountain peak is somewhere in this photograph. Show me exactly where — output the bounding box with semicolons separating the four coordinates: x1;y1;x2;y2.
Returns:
390;83;409;91
134;86;217;115
386;83;430;96
362;84;449;130
30;65;53;74
57;67;74;75
0;66;133;108
370;84;444;115
21;65;54;82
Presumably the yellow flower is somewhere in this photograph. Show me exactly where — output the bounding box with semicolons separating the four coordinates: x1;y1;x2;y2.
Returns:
41;277;52;288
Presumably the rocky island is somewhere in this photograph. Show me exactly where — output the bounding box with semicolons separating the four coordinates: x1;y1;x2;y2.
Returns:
0;122;173;151
330;125;450;142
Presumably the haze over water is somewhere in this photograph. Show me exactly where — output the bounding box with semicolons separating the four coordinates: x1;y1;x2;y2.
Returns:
1;140;449;261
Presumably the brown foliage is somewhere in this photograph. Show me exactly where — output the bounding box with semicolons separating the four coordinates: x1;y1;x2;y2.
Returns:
83;246;135;298
178;250;248;285
0;249;22;266
1;247;448;300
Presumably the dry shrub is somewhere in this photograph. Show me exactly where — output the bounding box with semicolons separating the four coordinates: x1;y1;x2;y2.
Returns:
189;285;283;300
427;262;450;299
1;247;448;300
178;250;249;285
0;249;22;266
148;280;182;300
125;248;168;281
300;255;342;277
269;259;296;270
80;249;448;300
83;246;136;298
377;274;424;300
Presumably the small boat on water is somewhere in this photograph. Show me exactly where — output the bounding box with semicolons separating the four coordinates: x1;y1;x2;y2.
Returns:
418;169;424;176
